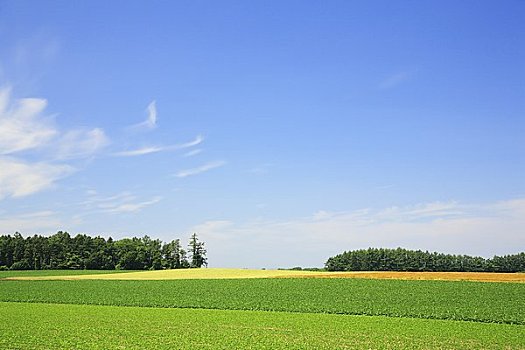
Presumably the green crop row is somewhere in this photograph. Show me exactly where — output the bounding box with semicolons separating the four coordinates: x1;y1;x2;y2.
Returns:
1;302;523;350
1;278;523;324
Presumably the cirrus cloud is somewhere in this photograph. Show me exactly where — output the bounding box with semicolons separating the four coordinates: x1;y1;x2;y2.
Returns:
175;160;226;178
0;85;108;201
0;87;57;154
0;157;74;199
128;100;157;130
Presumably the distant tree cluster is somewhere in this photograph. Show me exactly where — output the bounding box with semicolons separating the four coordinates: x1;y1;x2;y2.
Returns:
325;248;525;273
0;232;207;270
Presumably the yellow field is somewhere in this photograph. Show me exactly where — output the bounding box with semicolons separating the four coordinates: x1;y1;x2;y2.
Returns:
6;268;313;280
289;271;525;283
6;268;525;282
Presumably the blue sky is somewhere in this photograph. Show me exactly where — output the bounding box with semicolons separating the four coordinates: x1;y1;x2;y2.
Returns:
0;1;524;267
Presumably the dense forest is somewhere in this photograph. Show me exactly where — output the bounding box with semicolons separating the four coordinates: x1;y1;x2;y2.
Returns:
325;247;525;273
0;232;207;270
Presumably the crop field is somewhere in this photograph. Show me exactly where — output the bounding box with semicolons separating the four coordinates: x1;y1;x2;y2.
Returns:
297;271;525;282
1;273;524;349
1;302;523;350
1;278;524;324
1;268;313;280
4;268;525;282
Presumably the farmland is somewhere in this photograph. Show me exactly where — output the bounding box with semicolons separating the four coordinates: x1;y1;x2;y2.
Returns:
0;271;524;349
3;267;525;282
1;302;523;350
0;268;313;280
1;278;524;324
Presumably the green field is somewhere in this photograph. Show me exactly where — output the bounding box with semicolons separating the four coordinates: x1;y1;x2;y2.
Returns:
1;278;523;324
1;274;524;349
1;302;523;350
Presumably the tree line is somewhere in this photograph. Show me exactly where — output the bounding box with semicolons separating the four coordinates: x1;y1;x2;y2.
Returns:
0;232;207;270
325;247;525;272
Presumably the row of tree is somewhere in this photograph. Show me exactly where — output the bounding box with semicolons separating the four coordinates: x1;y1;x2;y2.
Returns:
0;232;207;270
325;247;525;272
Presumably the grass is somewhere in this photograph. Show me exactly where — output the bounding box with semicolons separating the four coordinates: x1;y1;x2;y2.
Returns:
5;268;525;282
1;278;523;324
1;302;523;350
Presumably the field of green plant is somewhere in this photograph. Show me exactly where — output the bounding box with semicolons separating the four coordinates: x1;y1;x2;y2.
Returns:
1;278;523;324
1;302;523;350
1;276;524;349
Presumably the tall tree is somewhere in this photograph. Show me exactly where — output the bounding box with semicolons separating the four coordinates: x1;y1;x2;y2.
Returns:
162;239;189;269
188;233;207;268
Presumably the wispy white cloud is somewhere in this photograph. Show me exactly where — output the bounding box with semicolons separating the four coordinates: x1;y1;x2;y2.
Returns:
82;191;135;207
0;210;63;234
378;70;415;89
113;146;164;157
0;87;57;154
191;220;234;240
175;160;226;178
375;201;464;221
129;100;157;130
85;189;98;197
81;190;161;214
0;85;108;201
247;163;273;175
173;134;204;149
54;128;109;159
146;101;157;128
116;99;205;157
0;157;74;199
113;135;204;157
183;149;203;157
312;210;333;220
191;198;525;268
103;196;162;214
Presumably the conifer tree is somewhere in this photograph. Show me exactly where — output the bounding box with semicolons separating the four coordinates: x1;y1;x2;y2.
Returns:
188;233;207;268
